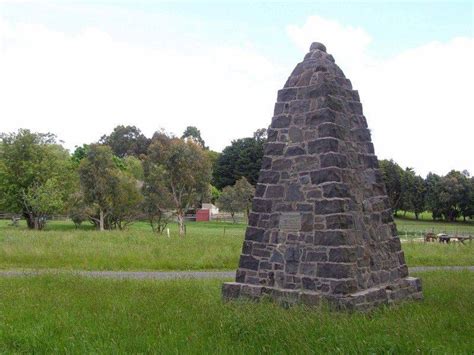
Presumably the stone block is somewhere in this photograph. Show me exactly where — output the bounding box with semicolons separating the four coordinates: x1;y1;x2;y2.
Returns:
285;146;306;156
325;214;354;230
322;183;350;198
310;168;342;184
245;227;264;242
314;199;347;215
239;255;259;271
314;230;354;246
320;153;348;168
329;247;358;262
264;143;286;156
318;122;345;139
265;185;285;199
277;88;297;102
306;108;338;127
317;262;355;278
308;138;340;154
272;115;291;128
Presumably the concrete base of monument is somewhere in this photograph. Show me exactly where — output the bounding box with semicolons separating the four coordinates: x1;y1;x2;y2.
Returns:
222;277;422;312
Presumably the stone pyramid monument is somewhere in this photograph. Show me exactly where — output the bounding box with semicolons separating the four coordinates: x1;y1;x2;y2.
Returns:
222;42;422;311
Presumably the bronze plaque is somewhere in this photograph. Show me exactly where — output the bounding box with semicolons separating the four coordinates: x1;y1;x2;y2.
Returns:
279;213;302;231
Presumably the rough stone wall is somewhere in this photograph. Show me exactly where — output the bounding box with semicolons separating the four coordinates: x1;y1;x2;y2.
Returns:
222;42;422;309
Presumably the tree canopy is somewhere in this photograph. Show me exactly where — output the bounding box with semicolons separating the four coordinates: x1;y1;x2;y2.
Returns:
0;129;75;229
0;126;472;230
212;130;266;189
181;126;207;149
100;125;150;158
146;135;211;235
217;177;255;222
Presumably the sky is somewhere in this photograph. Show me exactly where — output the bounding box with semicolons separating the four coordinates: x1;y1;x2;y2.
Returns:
0;1;473;177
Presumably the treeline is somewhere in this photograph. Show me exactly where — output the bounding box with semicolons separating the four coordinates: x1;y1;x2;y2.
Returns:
1;126;472;233
379;160;474;222
0;126;265;233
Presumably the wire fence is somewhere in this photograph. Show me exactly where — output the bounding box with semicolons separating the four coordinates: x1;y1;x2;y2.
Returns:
0;213;69;221
211;213;247;224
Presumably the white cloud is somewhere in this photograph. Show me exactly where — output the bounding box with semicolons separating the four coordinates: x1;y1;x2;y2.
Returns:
1;14;472;177
287;15;474;177
0;17;284;152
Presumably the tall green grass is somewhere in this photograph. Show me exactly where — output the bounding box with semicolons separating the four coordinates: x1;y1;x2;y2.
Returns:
1;220;473;270
0;221;244;270
402;242;474;266
0;271;472;353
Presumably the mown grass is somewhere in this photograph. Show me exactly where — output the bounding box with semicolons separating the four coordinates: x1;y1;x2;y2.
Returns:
0;271;472;353
0;220;473;270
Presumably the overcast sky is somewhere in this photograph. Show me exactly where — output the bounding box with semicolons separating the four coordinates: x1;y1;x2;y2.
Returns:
0;1;473;177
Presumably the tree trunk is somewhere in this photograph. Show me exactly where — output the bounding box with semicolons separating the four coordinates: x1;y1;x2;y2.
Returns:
99;209;105;232
415;212;419;220
177;212;185;237
231;212;236;224
24;212;35;229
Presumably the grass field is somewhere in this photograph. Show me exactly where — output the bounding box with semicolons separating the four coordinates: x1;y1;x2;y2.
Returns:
0;218;472;353
0;271;472;353
0;220;244;271
0;219;472;270
396;217;474;237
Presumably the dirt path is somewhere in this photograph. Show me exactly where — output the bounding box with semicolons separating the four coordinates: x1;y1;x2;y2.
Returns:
0;266;473;280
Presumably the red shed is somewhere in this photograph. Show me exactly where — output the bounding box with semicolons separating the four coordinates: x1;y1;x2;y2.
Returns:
196;209;210;222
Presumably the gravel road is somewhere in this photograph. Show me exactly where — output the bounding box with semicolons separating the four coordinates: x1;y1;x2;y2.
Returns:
0;266;472;280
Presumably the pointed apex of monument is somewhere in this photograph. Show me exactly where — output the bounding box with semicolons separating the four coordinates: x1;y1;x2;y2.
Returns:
309;42;326;52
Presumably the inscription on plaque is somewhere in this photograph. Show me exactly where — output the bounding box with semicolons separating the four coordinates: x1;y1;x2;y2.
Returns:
279;213;302;231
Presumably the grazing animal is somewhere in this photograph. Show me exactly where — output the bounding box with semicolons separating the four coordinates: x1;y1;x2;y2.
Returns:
424;232;437;242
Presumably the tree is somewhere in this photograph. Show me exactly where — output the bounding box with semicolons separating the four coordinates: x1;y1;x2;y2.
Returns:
410;175;426;220
399;168;416;215
78;144;119;231
253;128;268;141
425;172;442;220
142;159;174;234
465;177;474;221
206;150;220;185
459;175;474;221
146;136;211;236
71;144;90;166
216;177;255;223
379;159;404;215
67;192;89;228
233;177;255;219
109;172;143;230
181;126;207;149
21;179;67;230
123;155;144;181
436;170;466;222
209;185;221;204
216;186;241;223
0;129;75;229
100;125;150;158
213;129;266;189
